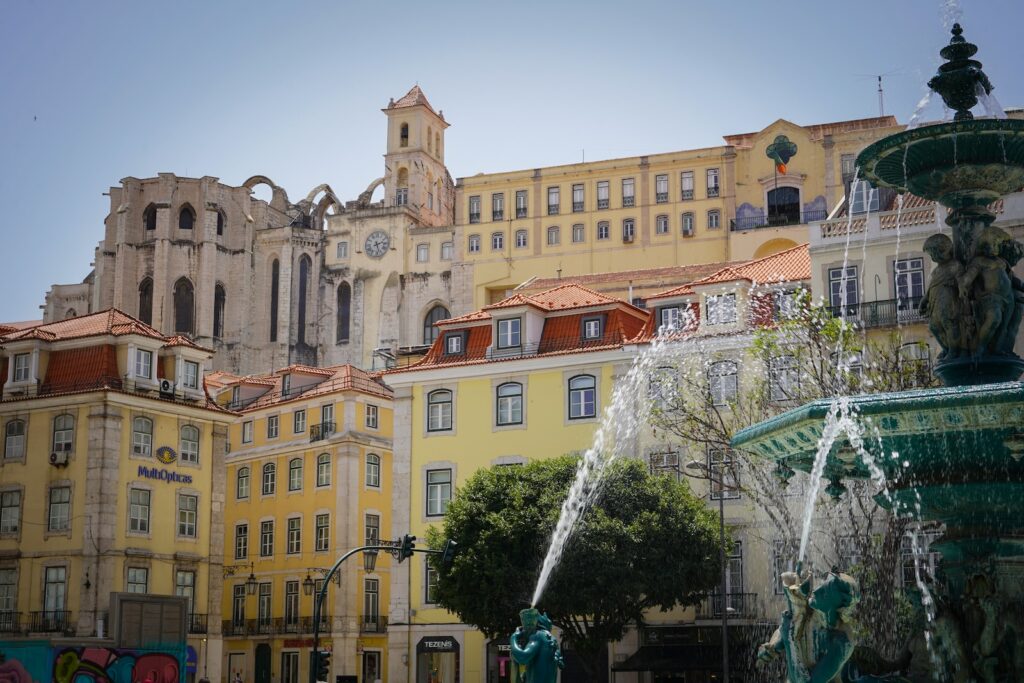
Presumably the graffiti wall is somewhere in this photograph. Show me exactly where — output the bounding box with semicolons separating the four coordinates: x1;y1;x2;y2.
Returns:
0;641;184;683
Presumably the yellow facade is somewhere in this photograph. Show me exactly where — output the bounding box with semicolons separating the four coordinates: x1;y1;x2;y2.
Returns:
216;366;393;683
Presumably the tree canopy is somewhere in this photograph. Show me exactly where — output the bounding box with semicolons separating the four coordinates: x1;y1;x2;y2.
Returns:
426;455;722;674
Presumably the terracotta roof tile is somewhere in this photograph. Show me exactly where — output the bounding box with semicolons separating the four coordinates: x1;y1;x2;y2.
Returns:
41;345;120;393
275;364;336;377
437;310;491;326
232;364;393;411
518;262;731;294
388;85;439;117
1;309;165;345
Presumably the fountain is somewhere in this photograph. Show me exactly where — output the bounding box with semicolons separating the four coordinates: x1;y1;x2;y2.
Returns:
734;24;1024;682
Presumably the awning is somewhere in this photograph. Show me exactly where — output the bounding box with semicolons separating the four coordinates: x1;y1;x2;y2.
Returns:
612;644;722;672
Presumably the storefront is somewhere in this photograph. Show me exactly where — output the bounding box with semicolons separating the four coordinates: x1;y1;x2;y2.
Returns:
485;639;515;683
416;636;460;683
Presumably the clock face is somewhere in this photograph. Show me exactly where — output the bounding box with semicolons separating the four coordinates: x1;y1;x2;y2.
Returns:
365;230;390;258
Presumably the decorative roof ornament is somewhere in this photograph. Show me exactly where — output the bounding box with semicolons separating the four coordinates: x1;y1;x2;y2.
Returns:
927;23;994;121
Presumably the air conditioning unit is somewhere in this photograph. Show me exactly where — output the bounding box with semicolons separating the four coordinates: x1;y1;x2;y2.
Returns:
49;452;69;467
159;379;174;396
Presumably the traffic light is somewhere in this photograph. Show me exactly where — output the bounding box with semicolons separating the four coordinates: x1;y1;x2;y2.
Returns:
398;534;416;562
441;539;458;566
312;649;330;681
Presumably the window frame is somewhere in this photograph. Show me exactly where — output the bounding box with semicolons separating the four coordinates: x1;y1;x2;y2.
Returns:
426;468;452;517
681;171;695;201
622;178;635;207
426;389;453;432
572;224;585;243
182;360;200;390
366;453;381;487
262;462;276;495
287;516;301;554
241;420;253;444
706;168;720;197
365;404;379;430
4;420;25;460
655;174;669;203
179;425;199;463
444;332;465;356
416;243;430;262
708;360;739;406
622;218;635;241
682;212;695;237
132;416;153;457
597;221;610;240
546;226;560;246
236;467;250;499
468;195;481;223
441;241;453;261
235;523;248;560
468;234;481;253
515;229;528;249
770;355;800;402
12;353;30;383
655;214;669;235
128;488;150;534
316;453;331;487
572;183;584;212
177;493;198;538
48;486;71;532
293;410;306;433
707;209;721;230
547;186;560;215
491;192;504;221
0;490;20;535
706;293;737;325
495;382;524;426
515;189;528;218
496;318;521;349
491;232;504;251
316;513;330;551
134;349;153;380
582;316;603;340
288;457;303;492
52;414;74;453
568;374;597;420
127;567;149;594
266;414;279;440
596;181;610;210
260;520;274;557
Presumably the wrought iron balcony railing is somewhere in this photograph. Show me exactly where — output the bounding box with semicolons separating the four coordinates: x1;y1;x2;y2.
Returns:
360;615;388;633
572;202;584;212
681;189;694;201
310;421;336;442
730;208;829;231
222;615;332;637
0;611;20;633
656;192;668;203
187;612;208;634
707;186;720;198
696;593;759;620
597;198;609;209
468;213;480;224
622;197;635;207
492;210;503;221
548;205;560;215
826;297;925;329
29;610;71;633
516;207;527;218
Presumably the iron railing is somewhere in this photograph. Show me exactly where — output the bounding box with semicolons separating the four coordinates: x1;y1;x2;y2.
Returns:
573;202;584;212
468;213;480;224
707;187;720;198
0;612;20;633
623;197;635;207
730;208;829;231
29;610;71;633
696;593;759;620
681;189;694;201
548;205;560;215
187;612;208;634
516;207;527;218
360;615;388;633
826;297;925;329
656;192;668;203
222;615;332;637
597;198;609;209
309;422;336;442
492;210;503;221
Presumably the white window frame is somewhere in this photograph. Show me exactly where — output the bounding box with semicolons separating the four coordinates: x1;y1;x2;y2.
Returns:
547;226;560;245
316;513;330;551
660;306;682;331
497;318;521;349
287;517;301;554
267;415;279;440
127;567;149;594
707;209;721;230
134;349;153;380
177;493;198;537
655;174;669;203
366;453;381;487
655;214;669;234
128;488;150;534
709;360;738;406
366;404;379;429
441;241;453;261
288;458;303;491
597;221;610;240
13;354;31;382
132;416;153;457
622;178;635;207
236;467;250;499
706;293;737;325
583;318;602;340
446;334;463;355
572;224;585;243
182;360;200;390
262;463;276;495
427;390;453;432
52;414;74;453
337;241;349;259
317;453;331;487
235;523;248;560
293;410;306;433
491;232;504;250
180;425;199;463
260;520;274;557
468;234;481;253
681;171;695;200
426;468;452;516
706;168;720;197
416;243;429;262
48;486;70;532
4;420;25;460
515;229;528;249
496;382;523;426
241;420;253;444
568;375;597;419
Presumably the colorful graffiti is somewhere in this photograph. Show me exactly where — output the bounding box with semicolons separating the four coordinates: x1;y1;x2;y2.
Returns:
0;644;183;683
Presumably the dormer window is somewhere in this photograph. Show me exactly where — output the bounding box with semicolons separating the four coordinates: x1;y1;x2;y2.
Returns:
497;318;521;349
282;374;291;396
660;307;682;330
707;294;737;325
182;360;200;390
445;333;464;355
135;349;153;380
12;354;30;382
231;386;240;408
582;317;603;340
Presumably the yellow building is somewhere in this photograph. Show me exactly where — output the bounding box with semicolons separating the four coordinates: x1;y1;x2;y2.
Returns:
453;115;900;310
0;310;234;682
212;364;394;683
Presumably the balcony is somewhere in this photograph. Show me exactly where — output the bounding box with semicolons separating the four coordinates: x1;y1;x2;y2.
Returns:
547;205;559;216
730;208;829;231
29;610;71;633
695;593;759;620
492;210;503;221
597;198;609;210
707;187;720;198
516;207;527;218
309;421;335;442
222;615;332;637
656;192;668;203
187;612;208;634
0;612;20;634
468;213;480;224
826;297;925;329
572;202;584;212
622;197;635;208
681;189;694;201
361;615;388;633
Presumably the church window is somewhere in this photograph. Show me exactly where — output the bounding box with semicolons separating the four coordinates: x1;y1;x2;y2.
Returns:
217;210;226;236
337;241;348;259
423;305;450;345
336;282;351;344
138;278;153;326
143;204;157;231
270;260;280;342
173;277;195;335
400;123;409;147
178;205;195;230
214;284;226;338
427;127;433;152
297;255;311;345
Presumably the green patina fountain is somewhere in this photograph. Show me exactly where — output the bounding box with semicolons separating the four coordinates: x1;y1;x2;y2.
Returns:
734;24;1024;683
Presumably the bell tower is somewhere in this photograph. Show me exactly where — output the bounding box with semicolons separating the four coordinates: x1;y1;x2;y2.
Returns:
382;85;452;226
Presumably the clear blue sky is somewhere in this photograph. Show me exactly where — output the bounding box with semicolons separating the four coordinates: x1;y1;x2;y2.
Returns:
1;0;1021;322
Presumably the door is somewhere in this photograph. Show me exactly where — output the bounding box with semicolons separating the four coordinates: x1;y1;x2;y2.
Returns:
363;651;381;682
254;644;272;683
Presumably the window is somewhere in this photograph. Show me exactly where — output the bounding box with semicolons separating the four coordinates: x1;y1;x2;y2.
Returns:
242;421;253;444
849;181;880;214
709;360;738;406
468;234;481;253
572;224;585;243
597;221;610;240
4;421;25;460
364;578;380;621
236;467;250;500
425;560;439;604
138;278;154;326
583;317;602;340
828;266;859;310
178;205;195;230
316;513;330;551
496;382;523;426
709;448;740;500
497;318;521;348
572;184;584;212
841;153;857;182
895;257;925;304
143;203;157;231
48;487;70;532
267;415;279;440
597;181;610;209
283;581;299;628
128;488;150;533
706;293;737;325
12;354;30;382
287;517;301;554
181;360;200;390
655;174;668;203
774;290;801;321
0;569;14;614
767;186;801;225
547;186;560;215
258;582;271;626
321;403;334;427
174;425;199;464
423;305;450;345
337;281;352;344
682;212;695;237
622;178;635;207
365;514;379;546
127;567;148;594
288;458;303;491
52;414;74;453
660;306;682;330
44;566;66;615
366;404;379;429
491;232;504;250
770;355;799;401
0;491;19;534
293;410;306;433
516;190;528;218
262;463;276;495
396;187;408;206
655;214;669;235
515;229;528;248
445;333;464;355
132;417;153;457
706;168;720;197
270;259;280;342
707;210;721;230
337;241;349;258
568;375;596;419
681;171;695;200
468;196;481;223
366;453;381;487
441;241;453;260
235;523;248;560
426;469;452;516
400;123;409;146
260;520;274;556
547;226;560;245
427;390;453;432
491;193;504;221
173;277;195;335
622;218;635;242
178;494;197;537
317;453;331;487
416;243;429;262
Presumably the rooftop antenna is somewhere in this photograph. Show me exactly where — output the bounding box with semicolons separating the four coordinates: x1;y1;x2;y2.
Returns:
856;70;901;117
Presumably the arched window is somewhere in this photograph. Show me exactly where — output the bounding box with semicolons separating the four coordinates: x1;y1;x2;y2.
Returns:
423;305;450;345
236;466;250;499
216;210;226;236
568;375;596;419
288;457;303;491
515;230;528;249
52;414;74;452
138;278;153;326
297;255;311;345
4;420;25;460
132;416;153;456
496;382;523;425
143;204;157;231
337;282;351;344
64;309;77;319
180;425;200;463
427;127;433;152
173;277;195;335
366;453;381;487
400;123;409;147
435;132;441;156
213;284;226;338
270;259;280;342
316;453;331;487
178;204;195;230
427;390;453;432
708;360;738;406
547;226;560;246
767;186;801;225
262;463;276;495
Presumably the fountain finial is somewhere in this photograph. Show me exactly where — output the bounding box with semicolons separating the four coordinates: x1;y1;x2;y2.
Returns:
928;23;993;121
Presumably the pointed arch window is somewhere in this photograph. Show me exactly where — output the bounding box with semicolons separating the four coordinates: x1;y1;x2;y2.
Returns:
173;277;195;335
216;210;226;236
297;255;311;345
423;305;450;345
400;123;409;147
270;260;280;342
138;278;153;326
337;282;351;344
143;204;157;231
178;205;195;230
214;284;226;338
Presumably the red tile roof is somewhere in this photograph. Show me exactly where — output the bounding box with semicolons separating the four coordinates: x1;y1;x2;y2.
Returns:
0;320;43;336
647;244;809;301
227;364;393;411
387;85;440;117
0;309;206;350
41;345;120;393
274;364;336;377
517;262;731;294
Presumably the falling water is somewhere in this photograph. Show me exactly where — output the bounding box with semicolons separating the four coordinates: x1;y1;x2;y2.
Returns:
940;0;963;29
975;81;1008;119
907;90;935;130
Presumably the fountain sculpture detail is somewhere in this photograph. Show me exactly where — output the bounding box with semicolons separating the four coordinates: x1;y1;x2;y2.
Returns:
509;608;563;683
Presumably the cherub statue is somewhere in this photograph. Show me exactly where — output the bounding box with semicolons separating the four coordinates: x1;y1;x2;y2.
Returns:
959;226;1017;358
919;234;965;359
510;608;564;683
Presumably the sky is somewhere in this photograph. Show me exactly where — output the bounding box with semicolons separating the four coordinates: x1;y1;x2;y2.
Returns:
1;0;1022;322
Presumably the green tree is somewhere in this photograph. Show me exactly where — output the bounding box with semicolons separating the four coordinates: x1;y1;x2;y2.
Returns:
426;455;722;679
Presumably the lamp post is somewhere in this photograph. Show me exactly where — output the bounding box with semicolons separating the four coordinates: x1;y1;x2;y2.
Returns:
685;459;730;683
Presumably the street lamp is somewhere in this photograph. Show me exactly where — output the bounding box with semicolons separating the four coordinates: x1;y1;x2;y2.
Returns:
302;573;315;597
363;549;378;572
245;564;258;596
685;458;731;683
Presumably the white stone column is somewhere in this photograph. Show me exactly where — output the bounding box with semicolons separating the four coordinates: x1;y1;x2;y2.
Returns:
388;385;413;683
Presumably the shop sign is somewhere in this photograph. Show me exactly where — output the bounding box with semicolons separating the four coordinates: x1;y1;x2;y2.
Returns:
417;636;458;653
